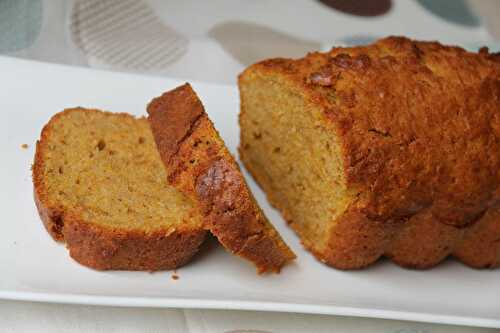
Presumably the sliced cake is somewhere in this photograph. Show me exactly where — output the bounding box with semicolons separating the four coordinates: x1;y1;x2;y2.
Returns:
33;108;206;270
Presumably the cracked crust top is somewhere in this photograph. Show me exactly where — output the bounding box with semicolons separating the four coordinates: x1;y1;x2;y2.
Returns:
147;83;295;273
243;36;500;229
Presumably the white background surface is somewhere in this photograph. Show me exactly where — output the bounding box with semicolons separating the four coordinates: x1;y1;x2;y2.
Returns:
2;0;500;332
1;57;499;332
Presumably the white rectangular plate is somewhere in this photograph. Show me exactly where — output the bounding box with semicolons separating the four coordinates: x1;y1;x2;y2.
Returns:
0;56;499;328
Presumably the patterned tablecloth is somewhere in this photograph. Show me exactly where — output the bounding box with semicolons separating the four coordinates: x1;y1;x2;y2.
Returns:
1;0;499;332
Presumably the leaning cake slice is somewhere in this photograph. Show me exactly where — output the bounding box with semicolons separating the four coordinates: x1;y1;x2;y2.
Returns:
147;83;295;273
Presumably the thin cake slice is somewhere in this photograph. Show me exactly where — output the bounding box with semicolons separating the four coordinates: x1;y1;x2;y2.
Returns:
147;83;295;273
33;108;206;271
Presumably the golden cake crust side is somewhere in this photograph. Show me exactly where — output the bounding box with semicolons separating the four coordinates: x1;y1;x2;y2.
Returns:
147;84;295;273
454;206;500;268
239;36;500;269
61;214;206;271
33;108;206;271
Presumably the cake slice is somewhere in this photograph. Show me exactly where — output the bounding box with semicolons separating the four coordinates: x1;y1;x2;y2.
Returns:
238;36;500;269
147;83;295;273
33;108;206;270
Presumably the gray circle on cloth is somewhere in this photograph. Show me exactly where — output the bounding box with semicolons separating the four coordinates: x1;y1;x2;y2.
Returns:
0;0;42;52
70;0;188;71
416;0;480;27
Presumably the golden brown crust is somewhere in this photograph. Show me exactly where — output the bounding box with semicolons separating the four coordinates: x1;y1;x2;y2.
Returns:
239;36;500;269
62;215;206;271
386;209;463;269
454;206;500;268
33;111;69;242
33;108;206;271
147;83;295;273
146;84;204;165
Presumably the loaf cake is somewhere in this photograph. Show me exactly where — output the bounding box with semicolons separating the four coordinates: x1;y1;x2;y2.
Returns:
147;83;295;273
33;108;206;270
238;36;500;269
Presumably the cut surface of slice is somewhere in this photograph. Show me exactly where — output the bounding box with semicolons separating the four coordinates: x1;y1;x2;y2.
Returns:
147;83;295;273
33;108;206;271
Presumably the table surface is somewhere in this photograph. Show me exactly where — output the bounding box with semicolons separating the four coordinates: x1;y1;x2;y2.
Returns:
2;0;499;331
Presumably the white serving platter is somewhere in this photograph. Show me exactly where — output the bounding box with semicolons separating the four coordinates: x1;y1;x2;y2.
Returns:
0;56;498;328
